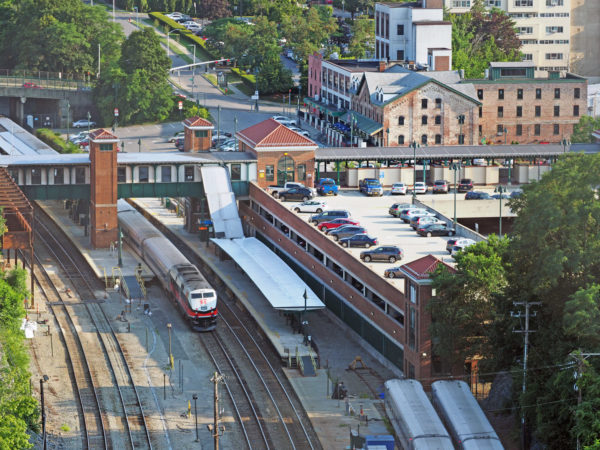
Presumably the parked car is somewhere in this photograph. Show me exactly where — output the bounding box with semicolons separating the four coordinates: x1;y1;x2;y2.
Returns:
169;131;185;143
279;187;313;202
72;119;96;128
292;200;327;214
465;191;491;200
289;126;311;138
359;178;384;196
447;238;475;254
23;82;41;88
69;131;89;143
492;193;511;199
390;183;407;195
310;210;350;226
452;239;476;256
433;180;450;194
316;178;339;196
410;215;445;229
175;137;185;151
327;225;366;241
271;115;296;127
269;181;308;198
384;267;403;278
413;182;428;194
417;223;455;237
360;246;403;263
318;218;359;232
389;203;414;217
457;178;473;192
510;189;523;198
339;233;378;248
399;208;434;223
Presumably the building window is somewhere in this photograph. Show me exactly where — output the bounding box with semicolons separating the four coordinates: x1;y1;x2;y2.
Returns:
53;168;64;184
478;107;482;118
230;164;241;181
458;134;465;144
422;115;428;125
458;114;465;124
546;26;564;34
498;89;504;100
297;164;306;181
497;124;504;135
397;24;404;35
515;0;533;6
554;105;560;117
408;306;416;350
554;88;561;99
435;115;441;125
574;88;580;99
553;124;560;135
522;53;533;61
535;105;541;117
517;26;533;34
452;0;471;6
30;169;41;184
478;125;482;135
516;124;523;136
194;130;208;138
421;134;428;145
184;165;194;181
265;165;274;182
75;167;85;184
398;116;405;125
497;106;504;118
139;166;149;183
517;89;523;100
435;134;442;144
546;0;563;4
117;167;126;183
546;53;564;60
534;124;541;136
536;88;542;99
100;143;112;151
421;99;428;109
574;105;579;116
477;89;483;100
161;166;171;183
435;98;442;109
396;50;404;61
398;135;405;145
516;106;523;117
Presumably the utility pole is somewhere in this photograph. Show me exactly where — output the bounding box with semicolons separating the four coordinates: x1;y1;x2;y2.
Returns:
207;372;225;450
512;301;541;450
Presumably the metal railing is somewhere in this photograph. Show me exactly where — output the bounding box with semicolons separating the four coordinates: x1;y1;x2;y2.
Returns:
0;69;93;92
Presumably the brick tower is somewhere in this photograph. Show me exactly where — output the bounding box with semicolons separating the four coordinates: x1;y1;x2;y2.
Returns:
88;129;119;248
183;116;214;152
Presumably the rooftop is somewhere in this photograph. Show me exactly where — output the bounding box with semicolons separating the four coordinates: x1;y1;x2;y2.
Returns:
89;128;118;141
237;118;317;150
489;61;535;68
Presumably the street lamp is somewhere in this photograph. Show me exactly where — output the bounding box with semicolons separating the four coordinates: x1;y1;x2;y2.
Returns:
66;101;70;142
134;6;139;24
138;138;141;153
40;375;49;450
410;140;420;203
386;128;389;147
254;68;259;112
234;116;238;151
167;29;178;59
495;185;507;236
192;394;199;442
450;162;461;228
561;137;569;153
167;323;173;369
504;127;508;145
86;111;91;136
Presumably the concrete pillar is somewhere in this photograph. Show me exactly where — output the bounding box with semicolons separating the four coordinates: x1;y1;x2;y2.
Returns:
16;97;26;126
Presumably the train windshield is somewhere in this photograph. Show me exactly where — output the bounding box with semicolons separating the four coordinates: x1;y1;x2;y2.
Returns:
189;290;217;311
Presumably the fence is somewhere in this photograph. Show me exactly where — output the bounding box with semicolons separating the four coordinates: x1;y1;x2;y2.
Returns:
0;69;93;91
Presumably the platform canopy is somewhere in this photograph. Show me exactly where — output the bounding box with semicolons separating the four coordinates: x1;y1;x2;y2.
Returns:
211;237;325;311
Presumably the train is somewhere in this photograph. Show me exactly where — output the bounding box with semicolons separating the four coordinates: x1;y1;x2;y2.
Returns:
117;200;218;331
383;379;454;450
431;380;504;450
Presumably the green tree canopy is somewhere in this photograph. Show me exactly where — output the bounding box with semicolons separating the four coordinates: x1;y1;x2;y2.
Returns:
572;116;600;143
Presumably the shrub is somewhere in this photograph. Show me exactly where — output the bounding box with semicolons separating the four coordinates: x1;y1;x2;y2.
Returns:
35;129;83;154
230;68;255;91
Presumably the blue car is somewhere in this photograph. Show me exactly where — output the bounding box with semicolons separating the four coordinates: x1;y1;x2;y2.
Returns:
316;178;339;196
339;233;378;248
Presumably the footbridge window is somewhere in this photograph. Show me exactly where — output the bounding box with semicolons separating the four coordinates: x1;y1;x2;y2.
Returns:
184;165;194;182
53;168;64;185
117;167;127;183
75;167;86;184
31;168;42;185
161;166;172;182
139;166;149;183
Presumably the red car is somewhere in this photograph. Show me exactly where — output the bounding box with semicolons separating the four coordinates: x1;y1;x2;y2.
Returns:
23;82;41;89
319;218;360;232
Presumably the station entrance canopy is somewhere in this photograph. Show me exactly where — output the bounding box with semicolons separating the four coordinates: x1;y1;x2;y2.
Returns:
211;237;325;311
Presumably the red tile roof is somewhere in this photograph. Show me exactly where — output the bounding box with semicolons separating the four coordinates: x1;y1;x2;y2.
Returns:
89;129;118;140
183;116;214;128
237;118;316;149
401;254;455;280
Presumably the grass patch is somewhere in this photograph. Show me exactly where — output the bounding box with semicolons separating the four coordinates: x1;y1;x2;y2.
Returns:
36;128;83;154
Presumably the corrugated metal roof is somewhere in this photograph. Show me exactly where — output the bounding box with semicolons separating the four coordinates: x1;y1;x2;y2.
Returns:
89;129;117;140
183;116;214;129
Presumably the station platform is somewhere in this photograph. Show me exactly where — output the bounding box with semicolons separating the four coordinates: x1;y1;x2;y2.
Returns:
128;197;311;362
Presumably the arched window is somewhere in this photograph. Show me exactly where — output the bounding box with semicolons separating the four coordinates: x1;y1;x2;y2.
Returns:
277;155;295;185
421;134;428;145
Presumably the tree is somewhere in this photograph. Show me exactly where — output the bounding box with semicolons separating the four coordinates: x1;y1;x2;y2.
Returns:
572;116;600;143
200;0;230;20
120;27;171;81
348;16;374;58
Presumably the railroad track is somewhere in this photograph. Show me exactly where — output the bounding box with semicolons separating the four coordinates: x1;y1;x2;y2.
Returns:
33;205;153;450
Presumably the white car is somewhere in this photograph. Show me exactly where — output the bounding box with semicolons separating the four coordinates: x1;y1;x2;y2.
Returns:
292;200;327;214
69;131;89;143
450;238;476;256
390;183;407;195
412;216;445;229
72;119;96;128
413;182;428;194
289;127;310;138
272;115;296;127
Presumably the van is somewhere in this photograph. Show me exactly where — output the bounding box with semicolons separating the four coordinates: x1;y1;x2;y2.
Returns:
309;210;350;226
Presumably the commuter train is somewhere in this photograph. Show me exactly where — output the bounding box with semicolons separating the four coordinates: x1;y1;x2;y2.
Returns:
383;379;454;450
432;380;504;450
117;200;218;331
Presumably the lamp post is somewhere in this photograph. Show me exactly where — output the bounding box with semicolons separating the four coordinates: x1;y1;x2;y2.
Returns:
450;162;461;228
167;30;178;59
410;140;420;203
192;394;199;442
134;6;138;24
117;225;123;267
386;128;389;147
234;116;238;151
86;111;91;137
254;68;259;112
561;137;569;153
138;138;141;153
504;127;508;145
167;323;173;369
66;101;70;142
40;375;49;450
495;185;507;236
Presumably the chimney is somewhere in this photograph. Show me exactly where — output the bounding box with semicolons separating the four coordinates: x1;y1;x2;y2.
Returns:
379;60;387;72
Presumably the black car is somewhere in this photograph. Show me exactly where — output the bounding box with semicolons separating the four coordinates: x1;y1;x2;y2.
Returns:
457;178;473;192
175;137;185;151
360;246;403;263
465;191;491;200
416;223;455;237
339;234;378;248
327;225;366;241
279;187;313;202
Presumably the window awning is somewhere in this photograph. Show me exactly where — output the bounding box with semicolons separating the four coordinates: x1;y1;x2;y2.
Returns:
351;112;383;136
304;97;346;117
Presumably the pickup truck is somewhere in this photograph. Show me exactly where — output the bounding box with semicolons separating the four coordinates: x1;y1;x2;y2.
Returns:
269;182;308;198
316;178;339;196
359;178;384;196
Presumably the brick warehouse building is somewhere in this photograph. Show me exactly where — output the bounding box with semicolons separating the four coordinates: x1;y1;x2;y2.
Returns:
472;62;587;145
236;118;318;188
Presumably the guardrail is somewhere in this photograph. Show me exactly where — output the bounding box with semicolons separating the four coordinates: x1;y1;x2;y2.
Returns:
0;72;93;91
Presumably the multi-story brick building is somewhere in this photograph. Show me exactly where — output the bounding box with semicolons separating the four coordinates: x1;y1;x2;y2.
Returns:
471;61;587;144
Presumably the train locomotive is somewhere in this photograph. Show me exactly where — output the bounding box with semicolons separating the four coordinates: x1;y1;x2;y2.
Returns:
117;200;218;331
